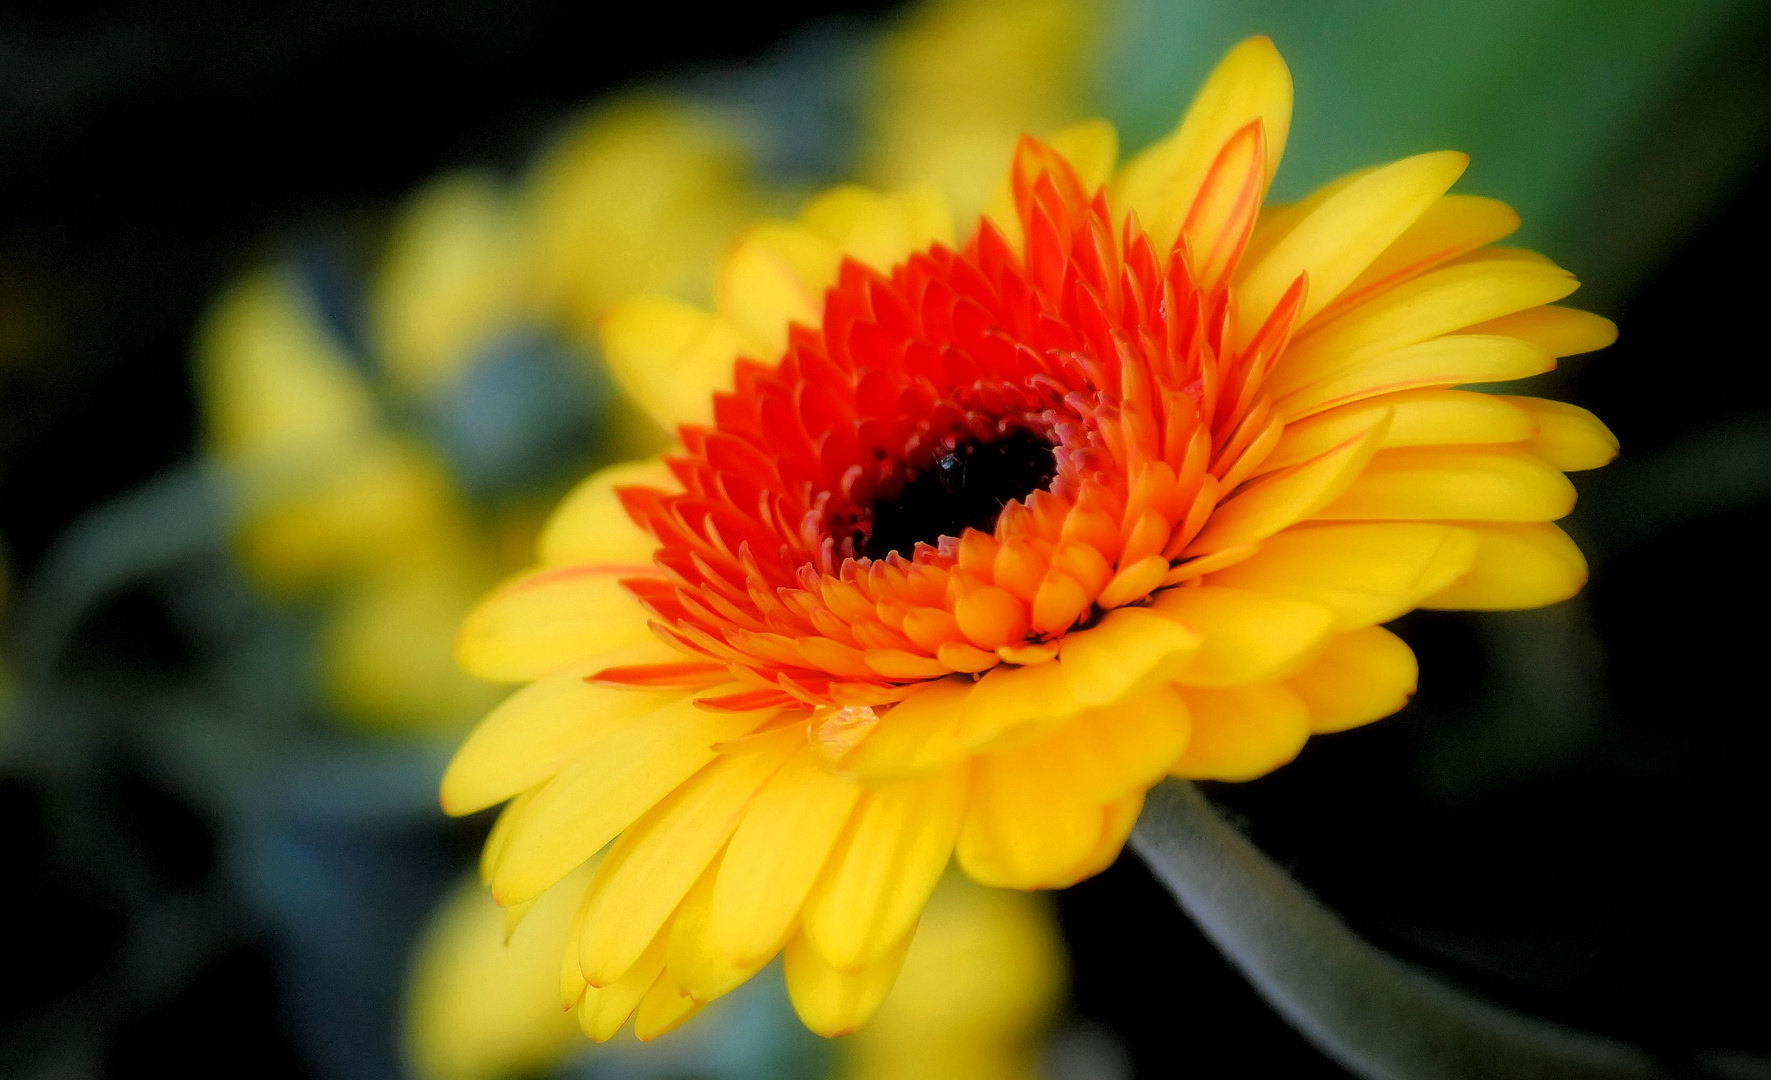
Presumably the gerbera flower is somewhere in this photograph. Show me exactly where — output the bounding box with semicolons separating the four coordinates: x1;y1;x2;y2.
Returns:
443;36;1617;1039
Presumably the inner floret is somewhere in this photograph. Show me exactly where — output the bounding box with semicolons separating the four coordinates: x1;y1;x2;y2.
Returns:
862;429;1059;560
606;135;1302;709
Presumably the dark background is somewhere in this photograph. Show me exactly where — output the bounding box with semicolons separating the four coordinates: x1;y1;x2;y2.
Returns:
3;3;904;1075
5;2;1770;1077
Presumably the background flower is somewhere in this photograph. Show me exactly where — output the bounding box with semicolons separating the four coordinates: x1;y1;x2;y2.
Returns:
197;97;760;736
404;870;1063;1080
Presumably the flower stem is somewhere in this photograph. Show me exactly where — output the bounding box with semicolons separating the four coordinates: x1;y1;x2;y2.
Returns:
1129;779;1664;1080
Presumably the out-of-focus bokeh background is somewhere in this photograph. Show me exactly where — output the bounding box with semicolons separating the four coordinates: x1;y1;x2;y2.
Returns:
4;1;1770;1077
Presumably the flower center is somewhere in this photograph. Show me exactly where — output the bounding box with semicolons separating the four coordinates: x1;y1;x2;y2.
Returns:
862;429;1058;560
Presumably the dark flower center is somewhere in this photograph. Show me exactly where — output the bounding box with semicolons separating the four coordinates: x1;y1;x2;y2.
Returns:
863;430;1059;560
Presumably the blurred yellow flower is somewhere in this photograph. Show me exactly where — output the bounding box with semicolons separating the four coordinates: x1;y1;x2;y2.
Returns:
862;0;1101;223
317;555;503;731
195;98;768;734
375;174;528;403
403;867;1066;1080
406;864;594;1080
200;271;473;598
526;99;764;343
843;875;1065;1080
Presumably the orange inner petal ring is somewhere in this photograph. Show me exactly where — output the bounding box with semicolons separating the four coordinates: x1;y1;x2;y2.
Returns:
614;136;1303;709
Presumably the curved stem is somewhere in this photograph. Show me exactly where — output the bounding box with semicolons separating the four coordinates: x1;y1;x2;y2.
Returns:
1130;779;1664;1080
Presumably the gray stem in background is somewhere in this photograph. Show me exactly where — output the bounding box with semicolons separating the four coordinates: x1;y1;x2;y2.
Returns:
1129;779;1665;1080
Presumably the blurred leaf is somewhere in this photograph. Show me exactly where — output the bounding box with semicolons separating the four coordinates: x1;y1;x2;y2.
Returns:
1100;0;1771;302
428;330;608;502
1411;601;1607;803
1577;413;1771;560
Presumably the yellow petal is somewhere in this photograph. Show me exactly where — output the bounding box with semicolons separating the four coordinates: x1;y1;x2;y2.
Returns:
1204;522;1477;632
1057;606;1201;707
784;925;915;1038
1420;522;1587;611
1112;35;1292;254
1461;305;1616;357
844;675;975;781
1029;683;1192;803
1046;118;1120;192
1185;412;1389;555
1276;335;1554;421
1264;389;1532;473
1097;553;1171;610
633;966;705;1041
957;784;1111;890
490;697;771;905
374;174;521;401
664;859;723;996
599;297;766;432
667;854;769;1004
1172;684;1311;781
1454;245;1555;269
1178;118;1266;294
575;919;667;1042
1316;446;1576;522
537;458;675;566
577;729;799;985
889;186;957;263
1288;625;1418;734
1064;789;1145;883
1501;396;1619;471
441;667;682;815
800;185;878;243
1274;260;1577;396
480;787;536;886
1315;194;1520;322
559;855;603;1007
802;767;968;971
455;564;659;683
1055;679;1197;800
802;184;955;275
709;749;862;969
496;891;533;955
956;698;1174;891
956;658;1084;751
715;222;841;357
1153;586;1335;687
1240;167;1375;273
1237;151;1469;340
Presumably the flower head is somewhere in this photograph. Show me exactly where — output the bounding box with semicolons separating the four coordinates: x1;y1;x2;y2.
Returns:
445;36;1617;1039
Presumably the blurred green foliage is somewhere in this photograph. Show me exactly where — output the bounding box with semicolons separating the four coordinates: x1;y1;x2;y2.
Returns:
1102;0;1771;305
